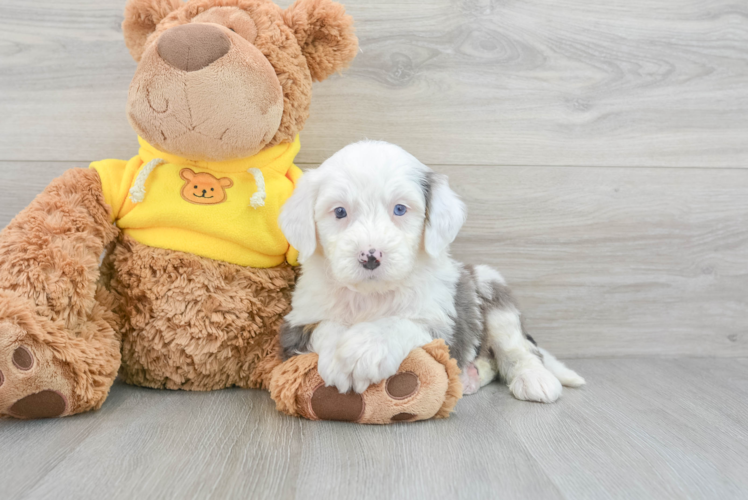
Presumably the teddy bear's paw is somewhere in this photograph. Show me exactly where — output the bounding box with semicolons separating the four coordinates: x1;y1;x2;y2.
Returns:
306;371;422;423
302;348;450;424
0;323;74;419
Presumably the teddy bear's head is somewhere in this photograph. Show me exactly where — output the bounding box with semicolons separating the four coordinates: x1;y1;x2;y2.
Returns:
122;0;357;162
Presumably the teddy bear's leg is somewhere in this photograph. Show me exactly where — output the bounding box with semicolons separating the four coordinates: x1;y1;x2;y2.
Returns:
0;169;122;418
269;339;462;424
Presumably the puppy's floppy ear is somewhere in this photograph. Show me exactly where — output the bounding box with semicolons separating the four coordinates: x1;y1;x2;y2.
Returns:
283;0;359;82
423;172;467;257
122;0;182;61
280;171;318;263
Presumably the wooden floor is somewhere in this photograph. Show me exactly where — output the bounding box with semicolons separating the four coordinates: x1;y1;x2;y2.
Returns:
1;0;747;498
0;358;746;500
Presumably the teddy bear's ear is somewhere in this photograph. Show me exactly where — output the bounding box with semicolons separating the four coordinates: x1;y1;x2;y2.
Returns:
122;0;183;61
283;0;359;82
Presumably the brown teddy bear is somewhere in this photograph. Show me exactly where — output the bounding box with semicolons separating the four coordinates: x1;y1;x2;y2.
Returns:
0;0;461;423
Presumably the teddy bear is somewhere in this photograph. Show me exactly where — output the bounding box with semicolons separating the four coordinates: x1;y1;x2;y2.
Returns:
0;0;461;424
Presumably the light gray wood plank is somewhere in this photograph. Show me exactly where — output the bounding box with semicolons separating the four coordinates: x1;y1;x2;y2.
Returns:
295;408;562;500
1;161;746;357
4;383;302;500
500;358;748;500
0;0;747;166
2;359;747;500
0;381;131;500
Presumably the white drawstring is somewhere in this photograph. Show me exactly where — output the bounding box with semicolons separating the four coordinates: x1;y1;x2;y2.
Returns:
129;158;166;203
248;168;266;208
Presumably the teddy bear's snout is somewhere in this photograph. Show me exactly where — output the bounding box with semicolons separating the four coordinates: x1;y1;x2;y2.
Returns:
157;23;231;72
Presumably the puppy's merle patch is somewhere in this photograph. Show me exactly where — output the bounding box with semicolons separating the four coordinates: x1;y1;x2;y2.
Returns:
472;275;542;358
447;265;484;369
476;279;517;312
280;322;317;360
420;171;434;219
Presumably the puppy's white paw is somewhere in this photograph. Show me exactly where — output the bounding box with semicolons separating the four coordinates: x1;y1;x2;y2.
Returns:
537;347;586;388
334;324;405;394
509;367;563;403
350;349;402;394
556;369;586;388
459;363;481;396
317;354;354;394
317;342;356;393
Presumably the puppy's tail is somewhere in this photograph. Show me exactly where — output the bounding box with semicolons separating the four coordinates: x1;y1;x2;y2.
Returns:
538;346;586;388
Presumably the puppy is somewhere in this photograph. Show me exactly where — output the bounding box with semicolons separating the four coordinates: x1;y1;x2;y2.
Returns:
278;141;584;402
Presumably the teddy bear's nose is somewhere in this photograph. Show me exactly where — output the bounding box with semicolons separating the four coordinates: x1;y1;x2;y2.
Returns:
157;23;231;72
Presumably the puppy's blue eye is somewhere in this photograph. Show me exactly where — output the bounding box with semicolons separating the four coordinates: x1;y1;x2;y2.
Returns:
334;207;347;219
394;204;407;216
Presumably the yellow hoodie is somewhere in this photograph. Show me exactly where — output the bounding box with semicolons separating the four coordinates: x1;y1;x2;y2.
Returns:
90;137;301;268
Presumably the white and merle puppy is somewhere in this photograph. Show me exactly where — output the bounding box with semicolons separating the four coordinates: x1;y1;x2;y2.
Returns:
279;141;584;402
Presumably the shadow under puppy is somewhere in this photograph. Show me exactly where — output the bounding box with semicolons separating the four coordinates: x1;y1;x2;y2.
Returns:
279;141;584;403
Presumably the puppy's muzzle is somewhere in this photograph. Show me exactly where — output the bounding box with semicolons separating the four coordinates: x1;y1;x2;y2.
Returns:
359;249;382;270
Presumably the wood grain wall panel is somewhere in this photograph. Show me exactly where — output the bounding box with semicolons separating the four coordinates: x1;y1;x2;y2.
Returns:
0;0;746;166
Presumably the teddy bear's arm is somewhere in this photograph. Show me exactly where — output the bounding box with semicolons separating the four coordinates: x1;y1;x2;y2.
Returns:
0;169;119;312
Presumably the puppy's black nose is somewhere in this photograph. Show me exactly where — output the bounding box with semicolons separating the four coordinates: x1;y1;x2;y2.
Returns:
362;255;380;270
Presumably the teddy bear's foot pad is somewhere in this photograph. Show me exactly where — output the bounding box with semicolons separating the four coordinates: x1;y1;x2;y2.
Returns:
304;358;447;424
310;385;364;422
0;342;72;420
9;390;67;419
385;372;419;399
391;412;417;421
308;372;422;422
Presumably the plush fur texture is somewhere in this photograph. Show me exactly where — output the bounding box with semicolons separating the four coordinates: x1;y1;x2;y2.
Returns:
283;0;359;82
280;142;586;404
123;0;358;161
105;235;296;390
